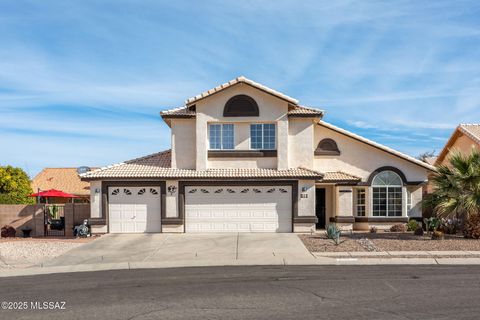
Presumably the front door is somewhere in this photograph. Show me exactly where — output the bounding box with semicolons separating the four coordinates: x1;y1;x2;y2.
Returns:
315;188;326;229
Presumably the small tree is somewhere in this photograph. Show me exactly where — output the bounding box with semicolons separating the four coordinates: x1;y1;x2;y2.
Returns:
0;165;35;204
417;150;436;162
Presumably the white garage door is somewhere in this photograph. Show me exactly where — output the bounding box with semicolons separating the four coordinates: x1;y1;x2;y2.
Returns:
108;186;161;233
185;186;292;233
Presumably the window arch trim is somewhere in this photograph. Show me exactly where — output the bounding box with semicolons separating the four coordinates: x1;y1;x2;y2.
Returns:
223;94;259;117
314;138;340;156
367;166;407;186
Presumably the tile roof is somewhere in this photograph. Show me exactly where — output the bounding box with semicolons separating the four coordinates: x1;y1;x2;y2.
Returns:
80;150;324;180
32;168;96;196
160;105;323;120
459;124;480;144
322;172;361;182
160;106;196;118
318;121;436;171
185;76;299;105
288;105;324;117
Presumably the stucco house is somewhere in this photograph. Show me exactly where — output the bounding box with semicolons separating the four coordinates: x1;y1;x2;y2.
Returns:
32;167;95;203
435;124;480;167
81;76;434;234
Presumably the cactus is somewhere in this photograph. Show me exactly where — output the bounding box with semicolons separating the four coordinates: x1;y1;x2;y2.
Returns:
325;223;342;245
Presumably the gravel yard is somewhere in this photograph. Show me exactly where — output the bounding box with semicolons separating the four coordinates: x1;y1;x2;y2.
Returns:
299;232;480;252
0;237;94;268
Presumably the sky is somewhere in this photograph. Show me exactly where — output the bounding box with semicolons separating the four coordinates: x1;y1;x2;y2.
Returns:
1;0;479;178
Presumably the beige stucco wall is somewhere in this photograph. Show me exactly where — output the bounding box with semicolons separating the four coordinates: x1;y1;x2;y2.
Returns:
90;180;102;218
171;119;196;169
440;134;479;166
407;185;423;218
209;158;276;169
289;119;314;169
335;186;353;217
193;84;290;170
298;180;315;217
165;180;178;218
314;124;430;182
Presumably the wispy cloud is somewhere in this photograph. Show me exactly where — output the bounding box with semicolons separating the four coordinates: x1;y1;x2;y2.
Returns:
0;0;479;175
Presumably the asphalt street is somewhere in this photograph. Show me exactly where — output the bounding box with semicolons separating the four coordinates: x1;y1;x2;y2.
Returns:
1;265;479;320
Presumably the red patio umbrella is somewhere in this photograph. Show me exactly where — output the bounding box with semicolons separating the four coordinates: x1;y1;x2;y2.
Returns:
30;189;80;198
30;189;80;203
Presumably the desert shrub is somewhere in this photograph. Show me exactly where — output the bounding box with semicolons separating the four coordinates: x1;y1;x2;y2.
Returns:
424;217;441;233
431;230;445;240
440;218;459;235
1;225;16;237
414;226;424;236
464;214;480;239
325;224;342;245
390;224;406;232
407;219;419;231
369;226;377;233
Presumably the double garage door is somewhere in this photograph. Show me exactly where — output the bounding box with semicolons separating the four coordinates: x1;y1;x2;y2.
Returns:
108;186;161;233
185;186;292;233
108;185;292;233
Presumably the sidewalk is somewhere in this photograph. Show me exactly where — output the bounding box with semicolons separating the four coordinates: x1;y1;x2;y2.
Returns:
2;250;480;278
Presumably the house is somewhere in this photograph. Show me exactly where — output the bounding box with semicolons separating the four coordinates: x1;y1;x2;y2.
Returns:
422;124;480;197
81;76;435;234
32;167;94;203
435;124;480;167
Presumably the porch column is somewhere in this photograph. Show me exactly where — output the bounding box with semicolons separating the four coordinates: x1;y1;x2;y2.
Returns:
334;186;354;230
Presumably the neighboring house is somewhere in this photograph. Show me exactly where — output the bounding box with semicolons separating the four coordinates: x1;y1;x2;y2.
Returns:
81;76;434;234
423;124;480;197
32;167;94;203
435;124;480;167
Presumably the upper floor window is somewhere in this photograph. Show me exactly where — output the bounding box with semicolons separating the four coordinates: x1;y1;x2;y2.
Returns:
372;170;403;217
223;95;259;117
250;124;275;150
209;124;234;150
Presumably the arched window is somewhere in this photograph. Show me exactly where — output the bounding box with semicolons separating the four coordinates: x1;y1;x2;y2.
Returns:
223;95;259;117
372;171;403;217
314;138;340;155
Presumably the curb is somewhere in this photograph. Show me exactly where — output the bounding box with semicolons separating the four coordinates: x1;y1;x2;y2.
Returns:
2;256;480;278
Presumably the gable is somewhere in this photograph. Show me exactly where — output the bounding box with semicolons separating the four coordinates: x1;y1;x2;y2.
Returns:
436;125;480;165
195;82;290;122
314;122;433;182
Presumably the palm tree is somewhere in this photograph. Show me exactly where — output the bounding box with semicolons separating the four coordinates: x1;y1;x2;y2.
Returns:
425;149;480;219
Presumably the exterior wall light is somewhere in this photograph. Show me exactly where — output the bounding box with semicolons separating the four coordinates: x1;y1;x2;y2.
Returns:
168;185;177;195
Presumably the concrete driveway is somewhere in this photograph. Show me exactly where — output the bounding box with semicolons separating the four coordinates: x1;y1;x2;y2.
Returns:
43;233;315;267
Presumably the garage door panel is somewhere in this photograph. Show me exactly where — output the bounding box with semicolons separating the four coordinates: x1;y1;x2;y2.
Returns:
185;185;292;233
108;186;161;233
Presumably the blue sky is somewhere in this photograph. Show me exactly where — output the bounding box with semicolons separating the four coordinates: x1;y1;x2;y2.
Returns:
1;1;479;177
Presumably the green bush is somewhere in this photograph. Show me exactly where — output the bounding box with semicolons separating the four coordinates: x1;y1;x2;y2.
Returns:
407;219;419;231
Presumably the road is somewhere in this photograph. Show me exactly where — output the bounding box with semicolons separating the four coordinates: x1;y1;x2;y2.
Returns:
1;265;479;319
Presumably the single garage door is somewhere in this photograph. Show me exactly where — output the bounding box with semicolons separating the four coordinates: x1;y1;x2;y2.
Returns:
185;186;292;233
108;186;161;233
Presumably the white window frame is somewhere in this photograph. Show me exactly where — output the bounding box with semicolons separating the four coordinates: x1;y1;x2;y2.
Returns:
355;188;366;216
371;171;404;217
406;188;412;213
250;123;276;150
208;123;235;150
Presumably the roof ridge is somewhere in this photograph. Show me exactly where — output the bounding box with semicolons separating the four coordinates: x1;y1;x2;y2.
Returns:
185;76;299;105
319;121;436;171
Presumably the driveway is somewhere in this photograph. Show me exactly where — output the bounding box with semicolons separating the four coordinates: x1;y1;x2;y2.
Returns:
43;233;315;267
